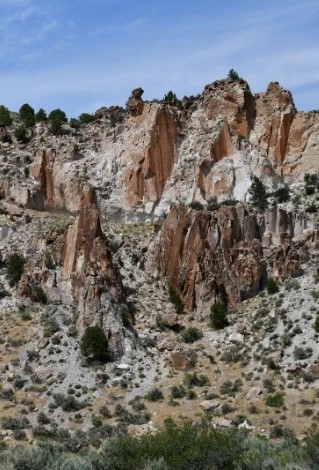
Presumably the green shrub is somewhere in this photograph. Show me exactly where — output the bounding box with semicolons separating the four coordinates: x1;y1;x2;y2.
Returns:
293;346;312;360
48;108;67;123
189;201;204;210
248;176;268;210
35;108;47;122
313;316;319;333
181;327;203;343
210;301;228;329
267;277;279;294
19;103;35;127
222;198;238;206
78;113;96;124
164;91;177;103
145;388;164;402
228;69;240;80
171;385;186;399
220;379;242;395
273;185;290;203
80;326;110;363
6;253;24;286
33;286;47;304
168;285;184;314
183;372;209;388
44;251;55;270
265;393;284;408
37;412;50;425
14;125;29;144
109;112;125;127
0;105;12;126
50;119;63;136
206;196;220;211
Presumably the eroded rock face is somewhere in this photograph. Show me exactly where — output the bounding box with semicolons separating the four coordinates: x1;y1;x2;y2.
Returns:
126;87;144;117
155;204;315;312
61;189;127;358
29;149;85;212
124;105;178;206
203;78;255;137
155;205;267;310
253;82;296;166
0;125;7;139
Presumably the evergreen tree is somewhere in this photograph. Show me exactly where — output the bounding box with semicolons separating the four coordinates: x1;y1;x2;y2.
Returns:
0;105;12;126
48;108;67;123
50;119;63;136
248;176;268;210
80;326;110;363
35;108;47;122
14;125;29;144
19;103;35;127
210;301;229;329
228;69;240;80
164;91;177;103
78;113;95;124
6;253;25;286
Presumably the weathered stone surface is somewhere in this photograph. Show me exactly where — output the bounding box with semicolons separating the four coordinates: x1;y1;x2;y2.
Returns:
253;82;296;166
203;78;255;137
171;350;194;370
156;204;266;310
200;400;220;411
306;364;319;380
124;105;178;206
246;387;262;399
30;149;84;212
61;188;128;358
228;332;244;343
154;204;313;311
126;87;144;117
161;313;180;329
158;338;176;351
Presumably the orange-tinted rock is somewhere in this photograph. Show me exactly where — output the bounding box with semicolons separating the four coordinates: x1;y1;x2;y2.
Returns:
254;82;296;166
156;205;266;310
126;87;144;117
155;204;311;312
124;106;177;205
62;189;126;357
203;78;255;137
29;149;85;212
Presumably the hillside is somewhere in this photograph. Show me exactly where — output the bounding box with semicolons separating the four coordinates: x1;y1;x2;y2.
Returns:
0;76;319;458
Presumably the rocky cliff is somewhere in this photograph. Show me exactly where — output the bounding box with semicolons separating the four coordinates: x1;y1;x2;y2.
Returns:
0;76;319;443
154;204;316;312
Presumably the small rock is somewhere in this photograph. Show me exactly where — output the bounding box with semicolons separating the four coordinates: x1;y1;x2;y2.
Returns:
117;363;130;371
158;339;176;351
200;400;220;411
213;418;232;428
246;387;262;399
238;420;254;430
171;351;194;370
228;332;244;343
268;308;277;319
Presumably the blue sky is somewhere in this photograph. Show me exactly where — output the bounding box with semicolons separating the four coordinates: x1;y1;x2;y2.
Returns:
1;0;319;117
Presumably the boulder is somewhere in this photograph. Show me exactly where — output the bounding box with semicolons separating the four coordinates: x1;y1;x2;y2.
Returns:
200;400;220;411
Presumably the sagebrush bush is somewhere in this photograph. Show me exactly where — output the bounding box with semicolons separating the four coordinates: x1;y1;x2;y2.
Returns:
14;125;29;143
265;393;284;408
181;327;203;343
267;277;279;294
145;388;164;402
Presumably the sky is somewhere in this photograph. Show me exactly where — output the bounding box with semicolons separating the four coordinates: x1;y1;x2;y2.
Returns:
0;0;319;117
